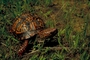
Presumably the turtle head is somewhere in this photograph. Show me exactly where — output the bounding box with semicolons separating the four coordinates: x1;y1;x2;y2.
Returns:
38;28;58;39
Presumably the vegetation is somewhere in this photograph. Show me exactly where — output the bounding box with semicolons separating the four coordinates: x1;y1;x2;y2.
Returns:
0;0;90;60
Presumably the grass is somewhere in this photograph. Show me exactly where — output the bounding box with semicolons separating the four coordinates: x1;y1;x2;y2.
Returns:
0;0;90;60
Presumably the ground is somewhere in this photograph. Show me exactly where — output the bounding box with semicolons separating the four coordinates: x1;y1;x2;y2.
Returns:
0;0;90;60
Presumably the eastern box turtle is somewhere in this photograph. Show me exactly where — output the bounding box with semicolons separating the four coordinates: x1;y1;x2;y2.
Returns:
10;13;58;56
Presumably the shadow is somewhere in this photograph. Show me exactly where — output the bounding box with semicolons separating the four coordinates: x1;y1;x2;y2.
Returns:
25;35;37;53
44;36;59;47
86;35;90;47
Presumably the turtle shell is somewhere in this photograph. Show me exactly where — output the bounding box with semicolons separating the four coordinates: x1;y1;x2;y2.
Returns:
11;13;45;40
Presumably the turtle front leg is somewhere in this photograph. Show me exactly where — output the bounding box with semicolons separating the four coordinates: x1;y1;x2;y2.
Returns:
18;40;29;56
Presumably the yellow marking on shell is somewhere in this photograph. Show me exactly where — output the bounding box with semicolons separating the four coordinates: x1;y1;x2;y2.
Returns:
12;18;21;32
22;23;28;32
37;19;44;29
33;21;37;29
28;16;33;21
30;22;36;30
17;22;28;33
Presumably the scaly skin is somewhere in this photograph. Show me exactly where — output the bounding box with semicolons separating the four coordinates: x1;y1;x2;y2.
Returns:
38;28;58;39
18;40;29;56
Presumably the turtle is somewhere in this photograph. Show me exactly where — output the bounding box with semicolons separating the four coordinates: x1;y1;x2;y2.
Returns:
10;13;58;56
